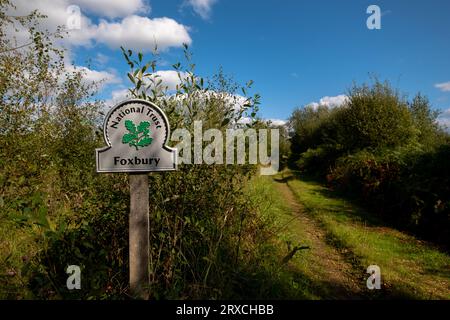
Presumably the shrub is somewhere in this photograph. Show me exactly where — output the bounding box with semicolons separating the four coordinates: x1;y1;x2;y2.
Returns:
328;145;450;247
296;144;342;176
0;2;276;299
337;80;415;151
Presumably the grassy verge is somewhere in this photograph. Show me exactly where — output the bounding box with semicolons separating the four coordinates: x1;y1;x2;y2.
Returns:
245;174;319;299
246;174;366;299
1;173;314;300
283;170;450;299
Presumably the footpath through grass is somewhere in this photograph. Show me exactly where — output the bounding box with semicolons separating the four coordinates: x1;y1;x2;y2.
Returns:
281;170;450;299
246;174;319;299
248;174;362;299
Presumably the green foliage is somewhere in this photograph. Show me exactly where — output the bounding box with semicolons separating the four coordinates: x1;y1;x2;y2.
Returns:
296;144;343;176
122;46;261;132
285;172;450;299
275;124;291;170
112;48;269;299
338;80;415;150
0;1;278;300
324;144;450;247
408;93;446;149
289;105;335;155
288;78;450;247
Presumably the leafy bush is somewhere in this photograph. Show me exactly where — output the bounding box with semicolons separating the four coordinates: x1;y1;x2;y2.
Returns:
289;105;334;155
0;1;281;300
296;144;342;176
329;148;407;198
327;145;450;247
288;78;450;248
399;145;450;245
337;80;415;151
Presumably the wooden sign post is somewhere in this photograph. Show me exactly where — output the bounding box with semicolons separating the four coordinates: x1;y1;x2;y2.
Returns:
129;173;149;298
96;99;177;299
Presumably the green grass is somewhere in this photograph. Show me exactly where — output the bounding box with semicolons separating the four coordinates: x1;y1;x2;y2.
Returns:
3;171;448;300
284;170;450;299
246;174;366;299
245;175;321;299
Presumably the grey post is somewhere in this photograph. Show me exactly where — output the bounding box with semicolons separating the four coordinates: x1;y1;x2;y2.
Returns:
129;173;150;299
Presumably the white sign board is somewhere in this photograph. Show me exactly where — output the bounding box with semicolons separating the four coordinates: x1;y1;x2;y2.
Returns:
96;99;177;172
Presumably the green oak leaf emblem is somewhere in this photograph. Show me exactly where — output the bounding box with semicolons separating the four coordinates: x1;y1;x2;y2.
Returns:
121;120;153;150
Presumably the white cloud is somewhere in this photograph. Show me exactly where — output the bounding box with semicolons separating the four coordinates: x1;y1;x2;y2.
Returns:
237;117;286;126
149;70;189;90
74;0;149;18
168;91;253;123
94;53;110;66
65;65;121;88
101;88;131;114
6;1;191;52
220;93;248;111
268;119;287;126
237;117;252;124
308;94;349;109
94;16;192;52
6;0;93;46
110;88;130;101
104;71;188;106
185;0;217;20
104;88;131;108
435;82;450;92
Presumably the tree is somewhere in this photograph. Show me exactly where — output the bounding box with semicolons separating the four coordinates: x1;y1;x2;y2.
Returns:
338;80;415;151
289;104;333;155
408;93;444;149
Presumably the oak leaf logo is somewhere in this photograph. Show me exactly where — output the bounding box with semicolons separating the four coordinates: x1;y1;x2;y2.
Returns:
121;120;153;150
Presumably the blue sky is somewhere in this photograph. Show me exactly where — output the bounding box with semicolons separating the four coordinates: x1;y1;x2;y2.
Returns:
12;0;450;124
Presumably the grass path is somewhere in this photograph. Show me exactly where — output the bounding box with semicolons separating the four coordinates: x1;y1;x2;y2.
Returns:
273;179;364;299
277;170;450;299
248;170;450;299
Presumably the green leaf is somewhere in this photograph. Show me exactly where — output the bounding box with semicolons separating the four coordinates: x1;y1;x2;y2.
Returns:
138;52;143;62
125;120;136;133
121;47;130;63
127;73;136;84
122;133;136;144
137;121;150;132
137;137;153;147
